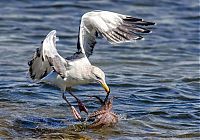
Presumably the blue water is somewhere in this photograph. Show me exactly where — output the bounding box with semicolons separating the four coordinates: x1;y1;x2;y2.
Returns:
0;0;199;139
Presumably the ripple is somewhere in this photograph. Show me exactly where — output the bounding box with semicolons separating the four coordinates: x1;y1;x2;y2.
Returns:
170;113;197;120
176;132;200;138
25;2;92;10
149;111;169;116
149;122;179;130
0;0;199;139
181;77;200;83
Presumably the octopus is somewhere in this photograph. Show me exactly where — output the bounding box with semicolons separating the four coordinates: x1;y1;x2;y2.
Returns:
63;94;118;129
86;96;118;129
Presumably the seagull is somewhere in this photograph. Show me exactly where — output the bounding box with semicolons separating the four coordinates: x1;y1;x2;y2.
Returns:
28;10;155;120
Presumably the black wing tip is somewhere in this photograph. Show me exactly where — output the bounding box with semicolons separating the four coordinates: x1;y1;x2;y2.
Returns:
30;74;35;79
28;66;35;80
124;16;155;26
143;21;155;26
28;61;36;80
136;36;143;40
141;29;151;33
124;16;143;22
28;60;33;66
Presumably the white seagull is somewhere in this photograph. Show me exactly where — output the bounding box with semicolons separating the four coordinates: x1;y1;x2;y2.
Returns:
28;10;155;120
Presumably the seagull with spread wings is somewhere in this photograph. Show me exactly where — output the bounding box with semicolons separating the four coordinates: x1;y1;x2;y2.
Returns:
28;10;155;120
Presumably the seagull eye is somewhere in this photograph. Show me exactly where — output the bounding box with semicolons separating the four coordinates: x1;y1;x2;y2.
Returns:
95;75;101;80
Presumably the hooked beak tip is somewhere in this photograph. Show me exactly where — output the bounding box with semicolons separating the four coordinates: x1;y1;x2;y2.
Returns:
106;88;110;94
99;80;110;94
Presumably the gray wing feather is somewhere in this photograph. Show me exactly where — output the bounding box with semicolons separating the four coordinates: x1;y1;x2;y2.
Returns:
47;55;67;78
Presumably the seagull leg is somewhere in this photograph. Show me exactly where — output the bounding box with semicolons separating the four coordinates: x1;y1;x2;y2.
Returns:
62;92;82;121
68;90;88;114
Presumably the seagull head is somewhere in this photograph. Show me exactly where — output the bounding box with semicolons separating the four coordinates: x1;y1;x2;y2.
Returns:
91;66;110;94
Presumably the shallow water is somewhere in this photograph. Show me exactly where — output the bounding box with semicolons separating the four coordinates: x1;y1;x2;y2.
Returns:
0;0;199;139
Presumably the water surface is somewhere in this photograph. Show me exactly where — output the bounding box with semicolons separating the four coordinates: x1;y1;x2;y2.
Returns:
0;0;199;139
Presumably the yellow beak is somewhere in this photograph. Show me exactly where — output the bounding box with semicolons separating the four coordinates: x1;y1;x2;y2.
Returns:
99;80;110;94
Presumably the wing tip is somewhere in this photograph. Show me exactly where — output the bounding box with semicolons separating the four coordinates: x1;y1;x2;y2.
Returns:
136;36;143;40
123;16;156;26
46;30;57;39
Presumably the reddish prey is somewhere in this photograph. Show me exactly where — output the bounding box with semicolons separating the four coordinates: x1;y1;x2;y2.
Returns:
63;94;118;129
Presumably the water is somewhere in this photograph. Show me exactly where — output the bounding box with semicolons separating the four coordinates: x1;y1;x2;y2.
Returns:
0;0;199;139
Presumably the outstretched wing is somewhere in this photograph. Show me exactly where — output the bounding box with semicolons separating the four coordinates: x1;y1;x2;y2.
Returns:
28;30;67;80
76;10;155;57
